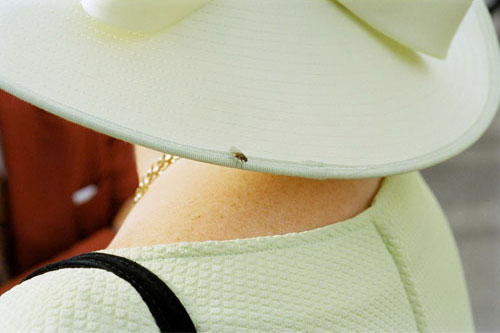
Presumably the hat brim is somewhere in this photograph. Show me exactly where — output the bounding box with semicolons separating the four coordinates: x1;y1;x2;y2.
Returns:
0;0;499;179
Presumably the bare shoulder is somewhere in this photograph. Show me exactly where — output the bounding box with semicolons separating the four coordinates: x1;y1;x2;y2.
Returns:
108;159;382;249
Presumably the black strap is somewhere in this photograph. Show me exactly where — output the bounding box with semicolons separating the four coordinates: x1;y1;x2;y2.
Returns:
23;252;196;333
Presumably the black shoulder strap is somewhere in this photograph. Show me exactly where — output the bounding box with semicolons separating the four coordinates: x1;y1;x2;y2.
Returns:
23;252;196;333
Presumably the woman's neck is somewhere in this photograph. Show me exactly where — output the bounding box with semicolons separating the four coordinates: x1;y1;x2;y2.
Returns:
108;159;382;249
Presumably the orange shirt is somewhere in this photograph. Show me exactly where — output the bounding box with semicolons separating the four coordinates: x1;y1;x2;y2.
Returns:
0;90;138;274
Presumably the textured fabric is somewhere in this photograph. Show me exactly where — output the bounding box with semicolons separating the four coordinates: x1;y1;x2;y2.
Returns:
24;252;197;332
0;227;115;296
0;172;474;332
0;90;138;273
0;1;499;179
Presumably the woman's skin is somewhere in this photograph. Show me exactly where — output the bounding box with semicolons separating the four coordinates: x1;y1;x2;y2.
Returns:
108;147;382;249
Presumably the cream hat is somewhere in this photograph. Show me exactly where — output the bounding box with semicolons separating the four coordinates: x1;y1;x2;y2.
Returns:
0;0;499;178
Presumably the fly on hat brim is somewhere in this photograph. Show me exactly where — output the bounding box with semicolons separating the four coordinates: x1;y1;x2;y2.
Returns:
0;0;499;179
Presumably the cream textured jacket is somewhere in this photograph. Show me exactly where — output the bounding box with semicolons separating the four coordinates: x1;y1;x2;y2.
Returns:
0;172;474;332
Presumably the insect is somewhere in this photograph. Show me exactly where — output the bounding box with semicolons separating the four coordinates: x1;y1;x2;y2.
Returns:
230;146;248;167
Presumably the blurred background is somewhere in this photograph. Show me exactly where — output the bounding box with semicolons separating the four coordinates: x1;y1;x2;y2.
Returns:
422;2;500;331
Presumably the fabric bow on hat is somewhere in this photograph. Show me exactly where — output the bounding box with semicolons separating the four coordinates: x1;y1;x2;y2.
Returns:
82;0;473;59
81;0;212;32
337;0;474;58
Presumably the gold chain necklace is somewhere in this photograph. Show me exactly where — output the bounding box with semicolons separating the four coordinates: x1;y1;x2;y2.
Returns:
134;148;248;203
133;154;180;203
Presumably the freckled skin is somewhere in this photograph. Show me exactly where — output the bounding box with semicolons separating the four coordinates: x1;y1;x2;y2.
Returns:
108;150;381;249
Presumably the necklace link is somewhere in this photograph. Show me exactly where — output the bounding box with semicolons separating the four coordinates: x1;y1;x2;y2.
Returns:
133;154;179;203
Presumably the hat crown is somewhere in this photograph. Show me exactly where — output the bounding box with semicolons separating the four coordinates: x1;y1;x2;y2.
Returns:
81;0;211;32
81;0;472;58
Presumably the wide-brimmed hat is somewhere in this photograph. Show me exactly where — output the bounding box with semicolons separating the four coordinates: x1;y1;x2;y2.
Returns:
0;0;498;178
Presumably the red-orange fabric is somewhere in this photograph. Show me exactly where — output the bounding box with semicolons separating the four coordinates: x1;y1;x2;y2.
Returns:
0;90;138;274
0;227;115;296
